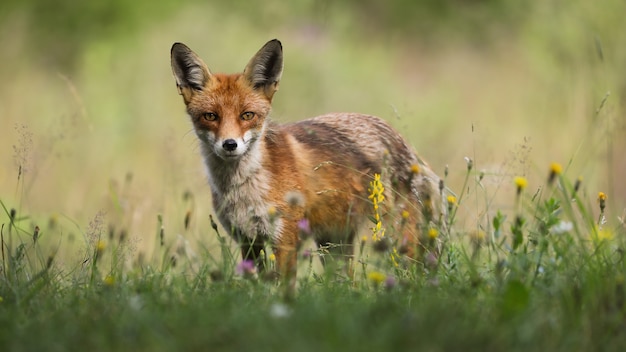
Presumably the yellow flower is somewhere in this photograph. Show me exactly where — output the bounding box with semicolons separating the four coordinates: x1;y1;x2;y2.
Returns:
548;163;562;184
550;163;562;175
514;176;527;194
267;206;277;217
96;240;106;253
104;275;115;286
361;235;368;243
428;228;439;239
470;230;486;244
368;174;385;203
269;253;276;262
446;195;457;206
401;210;410;219
368;271;386;285
410;164;420;175
390;248;400;267
598;192;607;212
597;228;614;241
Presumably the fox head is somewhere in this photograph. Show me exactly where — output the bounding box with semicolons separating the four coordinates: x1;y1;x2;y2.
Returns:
171;39;283;160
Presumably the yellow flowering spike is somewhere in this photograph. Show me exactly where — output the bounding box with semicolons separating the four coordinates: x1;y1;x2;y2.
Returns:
390;248;400;267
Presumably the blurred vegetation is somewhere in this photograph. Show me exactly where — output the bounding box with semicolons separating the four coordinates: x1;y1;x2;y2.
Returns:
0;0;625;258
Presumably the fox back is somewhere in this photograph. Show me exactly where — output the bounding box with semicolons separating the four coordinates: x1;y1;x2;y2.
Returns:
171;39;444;287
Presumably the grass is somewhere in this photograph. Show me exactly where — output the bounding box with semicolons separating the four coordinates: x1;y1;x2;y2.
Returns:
1;162;625;351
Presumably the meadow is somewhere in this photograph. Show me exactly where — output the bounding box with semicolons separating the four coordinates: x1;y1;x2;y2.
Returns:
1;1;626;350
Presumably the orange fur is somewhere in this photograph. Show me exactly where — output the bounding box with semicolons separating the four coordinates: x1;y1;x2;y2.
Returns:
171;39;444;292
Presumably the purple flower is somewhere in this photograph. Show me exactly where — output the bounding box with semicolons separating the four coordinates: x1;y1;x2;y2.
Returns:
384;276;397;290
236;260;256;276
297;218;311;235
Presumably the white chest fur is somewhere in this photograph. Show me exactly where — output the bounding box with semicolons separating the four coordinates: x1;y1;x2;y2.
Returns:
202;144;280;242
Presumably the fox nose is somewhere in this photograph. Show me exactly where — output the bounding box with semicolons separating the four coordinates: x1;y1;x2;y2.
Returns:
222;139;238;152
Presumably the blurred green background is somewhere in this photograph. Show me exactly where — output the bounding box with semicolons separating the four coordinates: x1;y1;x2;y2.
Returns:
1;0;624;257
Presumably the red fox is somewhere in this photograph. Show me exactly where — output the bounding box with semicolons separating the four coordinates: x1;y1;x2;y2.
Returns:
170;39;444;288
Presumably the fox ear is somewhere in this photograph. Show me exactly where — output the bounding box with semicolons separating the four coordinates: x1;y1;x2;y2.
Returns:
243;39;283;100
171;43;211;100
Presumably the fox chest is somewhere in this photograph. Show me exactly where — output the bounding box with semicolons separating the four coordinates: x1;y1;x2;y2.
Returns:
209;172;279;242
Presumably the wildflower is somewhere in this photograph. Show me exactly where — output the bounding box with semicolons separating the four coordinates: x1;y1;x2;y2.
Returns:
368;271;386;285
548;163;562;184
425;252;438;269
96;240;106;254
401;210;410;220
368;174;385;205
596;228;614;241
269;303;292;319
267;206;278;218
297;218;311;236
550;221;573;235
361;235;368;243
104;275;115;286
236;260;257;277
469;230;486;244
285;191;305;207
464;157;473;171
598;192;607;212
129;295;144;311
384;276;397;290
447;195;457;206
410;164;420;175
428;227;439;240
368;173;385;240
514;176;527;195
390;248;400;267
269;253;276;262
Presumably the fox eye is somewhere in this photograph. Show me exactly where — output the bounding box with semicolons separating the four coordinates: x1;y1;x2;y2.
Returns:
202;112;218;121
240;111;255;121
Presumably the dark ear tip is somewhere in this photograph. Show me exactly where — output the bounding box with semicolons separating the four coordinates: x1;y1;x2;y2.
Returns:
268;39;282;50
171;42;189;55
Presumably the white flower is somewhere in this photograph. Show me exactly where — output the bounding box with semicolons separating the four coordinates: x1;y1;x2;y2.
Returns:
550;221;573;234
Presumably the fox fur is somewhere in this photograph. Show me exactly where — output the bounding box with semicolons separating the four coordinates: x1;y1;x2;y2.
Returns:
171;39;444;289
